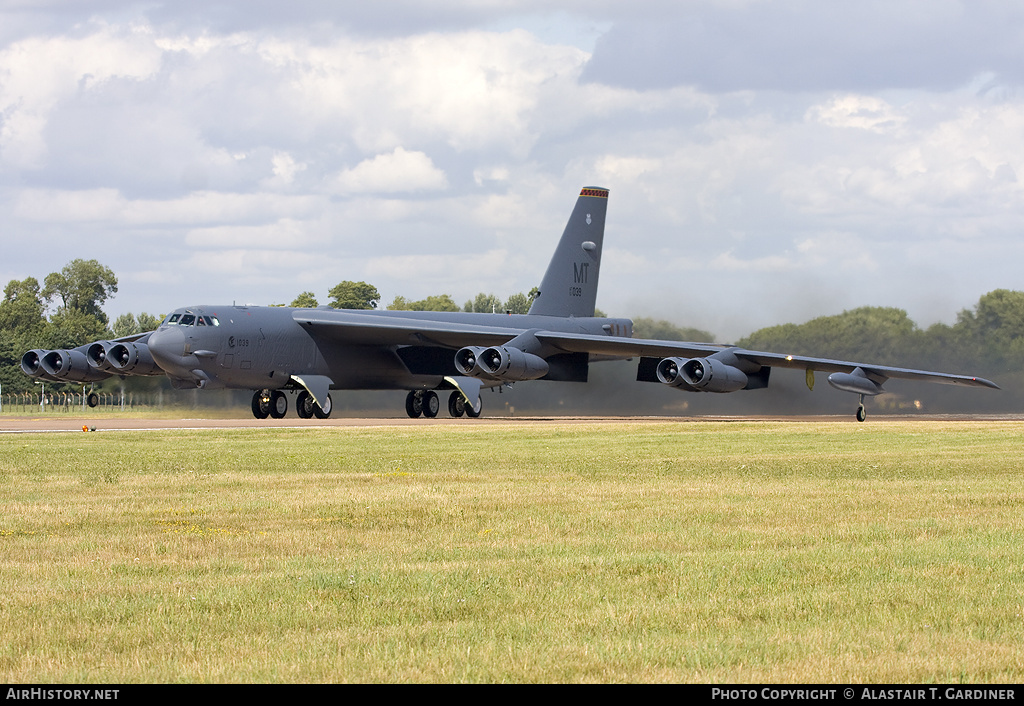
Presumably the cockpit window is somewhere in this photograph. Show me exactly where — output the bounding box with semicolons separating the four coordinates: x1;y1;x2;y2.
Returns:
165;313;181;325
180;314;196;326
208;316;219;326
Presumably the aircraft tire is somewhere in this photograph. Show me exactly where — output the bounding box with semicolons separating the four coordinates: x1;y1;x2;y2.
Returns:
313;393;332;419
466;398;482;418
856;404;867;423
269;390;288;419
423;390;439;418
405;391;423;418
296;391;314;419
251;390;270;419
447;391;465;417
87;392;99;408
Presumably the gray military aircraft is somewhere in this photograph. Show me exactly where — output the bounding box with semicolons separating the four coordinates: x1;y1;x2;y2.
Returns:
20;186;998;421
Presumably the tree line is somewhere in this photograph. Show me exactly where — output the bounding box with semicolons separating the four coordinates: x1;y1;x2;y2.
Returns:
2;261;1021;410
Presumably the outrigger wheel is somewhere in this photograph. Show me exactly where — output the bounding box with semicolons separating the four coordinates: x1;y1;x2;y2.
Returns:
856;394;867;423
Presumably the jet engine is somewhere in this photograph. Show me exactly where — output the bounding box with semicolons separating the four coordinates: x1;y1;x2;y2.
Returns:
477;346;549;381
86;341;117;372
656;350;762;393
21;350;50;379
106;341;163;376
39;348;111;382
454;346;489;378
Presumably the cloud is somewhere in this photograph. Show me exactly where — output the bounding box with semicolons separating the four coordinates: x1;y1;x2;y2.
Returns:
581;0;1024;92
330;147;448;195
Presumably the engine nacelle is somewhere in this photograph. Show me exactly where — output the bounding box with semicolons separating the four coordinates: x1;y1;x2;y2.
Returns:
454;346;489;377
478;346;550;381
657;356;748;393
86;341;117;371
20;349;51;378
39;349;111;382
107;341;163;376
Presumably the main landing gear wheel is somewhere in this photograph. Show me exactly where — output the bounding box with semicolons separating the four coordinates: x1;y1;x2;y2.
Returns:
296;391;314;419
405;390;423;418
312;393;333;419
269;390;288;419
422;390;439;418
87;392;99;408
448;391;465;417
251;390;271;419
856;394;867;423
466;397;482;418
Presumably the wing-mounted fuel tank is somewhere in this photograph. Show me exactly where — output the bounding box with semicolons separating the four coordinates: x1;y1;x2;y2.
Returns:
655;349;769;393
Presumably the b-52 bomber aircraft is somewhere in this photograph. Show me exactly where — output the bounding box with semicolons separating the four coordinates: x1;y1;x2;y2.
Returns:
21;186;998;421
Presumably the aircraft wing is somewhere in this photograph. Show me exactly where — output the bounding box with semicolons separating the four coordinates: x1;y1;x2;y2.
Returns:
293;310;523;347
293;311;997;389
534;331;1000;389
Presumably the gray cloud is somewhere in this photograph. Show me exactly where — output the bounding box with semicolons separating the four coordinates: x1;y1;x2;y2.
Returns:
581;0;1024;92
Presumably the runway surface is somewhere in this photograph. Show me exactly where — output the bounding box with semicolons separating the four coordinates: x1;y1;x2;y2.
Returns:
2;413;1020;433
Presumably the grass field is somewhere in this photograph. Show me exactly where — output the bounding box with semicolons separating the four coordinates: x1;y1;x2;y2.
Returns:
1;419;1023;683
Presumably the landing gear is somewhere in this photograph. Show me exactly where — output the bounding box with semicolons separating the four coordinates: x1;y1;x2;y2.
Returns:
466;397;482;418
251;390;271;419
87;392;99;408
448;391;465;417
296;391;314;419
405;390;440;418
422;391;439;418
856;394;867;423
312;393;332;419
269;390;288;419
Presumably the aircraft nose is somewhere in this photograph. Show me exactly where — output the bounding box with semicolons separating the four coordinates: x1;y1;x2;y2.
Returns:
148;326;187;372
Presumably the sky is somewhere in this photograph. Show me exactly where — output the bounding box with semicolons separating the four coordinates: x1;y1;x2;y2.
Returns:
2;0;1024;341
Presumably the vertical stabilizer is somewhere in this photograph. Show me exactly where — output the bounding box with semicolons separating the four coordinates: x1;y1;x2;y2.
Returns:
528;186;609;317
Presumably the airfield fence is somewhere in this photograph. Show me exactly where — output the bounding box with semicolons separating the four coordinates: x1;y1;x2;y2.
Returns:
0;391;165;413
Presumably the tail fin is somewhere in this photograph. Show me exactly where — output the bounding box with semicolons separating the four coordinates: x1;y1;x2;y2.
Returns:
528;186;608;317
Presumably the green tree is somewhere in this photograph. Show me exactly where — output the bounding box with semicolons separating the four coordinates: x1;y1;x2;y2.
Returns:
41;259;118;325
112;313;140;338
329;281;380;310
387;294;460;312
632;317;715;342
738;307;919;365
0;278;46;339
137;313;162;332
290;291;319;308
504;292;531;315
0;278;48;394
464;293;502;313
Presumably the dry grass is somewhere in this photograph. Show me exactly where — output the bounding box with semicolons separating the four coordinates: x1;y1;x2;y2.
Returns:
1;420;1023;682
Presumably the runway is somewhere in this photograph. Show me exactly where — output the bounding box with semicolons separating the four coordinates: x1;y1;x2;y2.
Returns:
2;413;1019;433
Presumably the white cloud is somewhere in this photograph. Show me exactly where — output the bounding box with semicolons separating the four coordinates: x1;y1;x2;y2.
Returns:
330;147;448;194
3;3;1024;342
